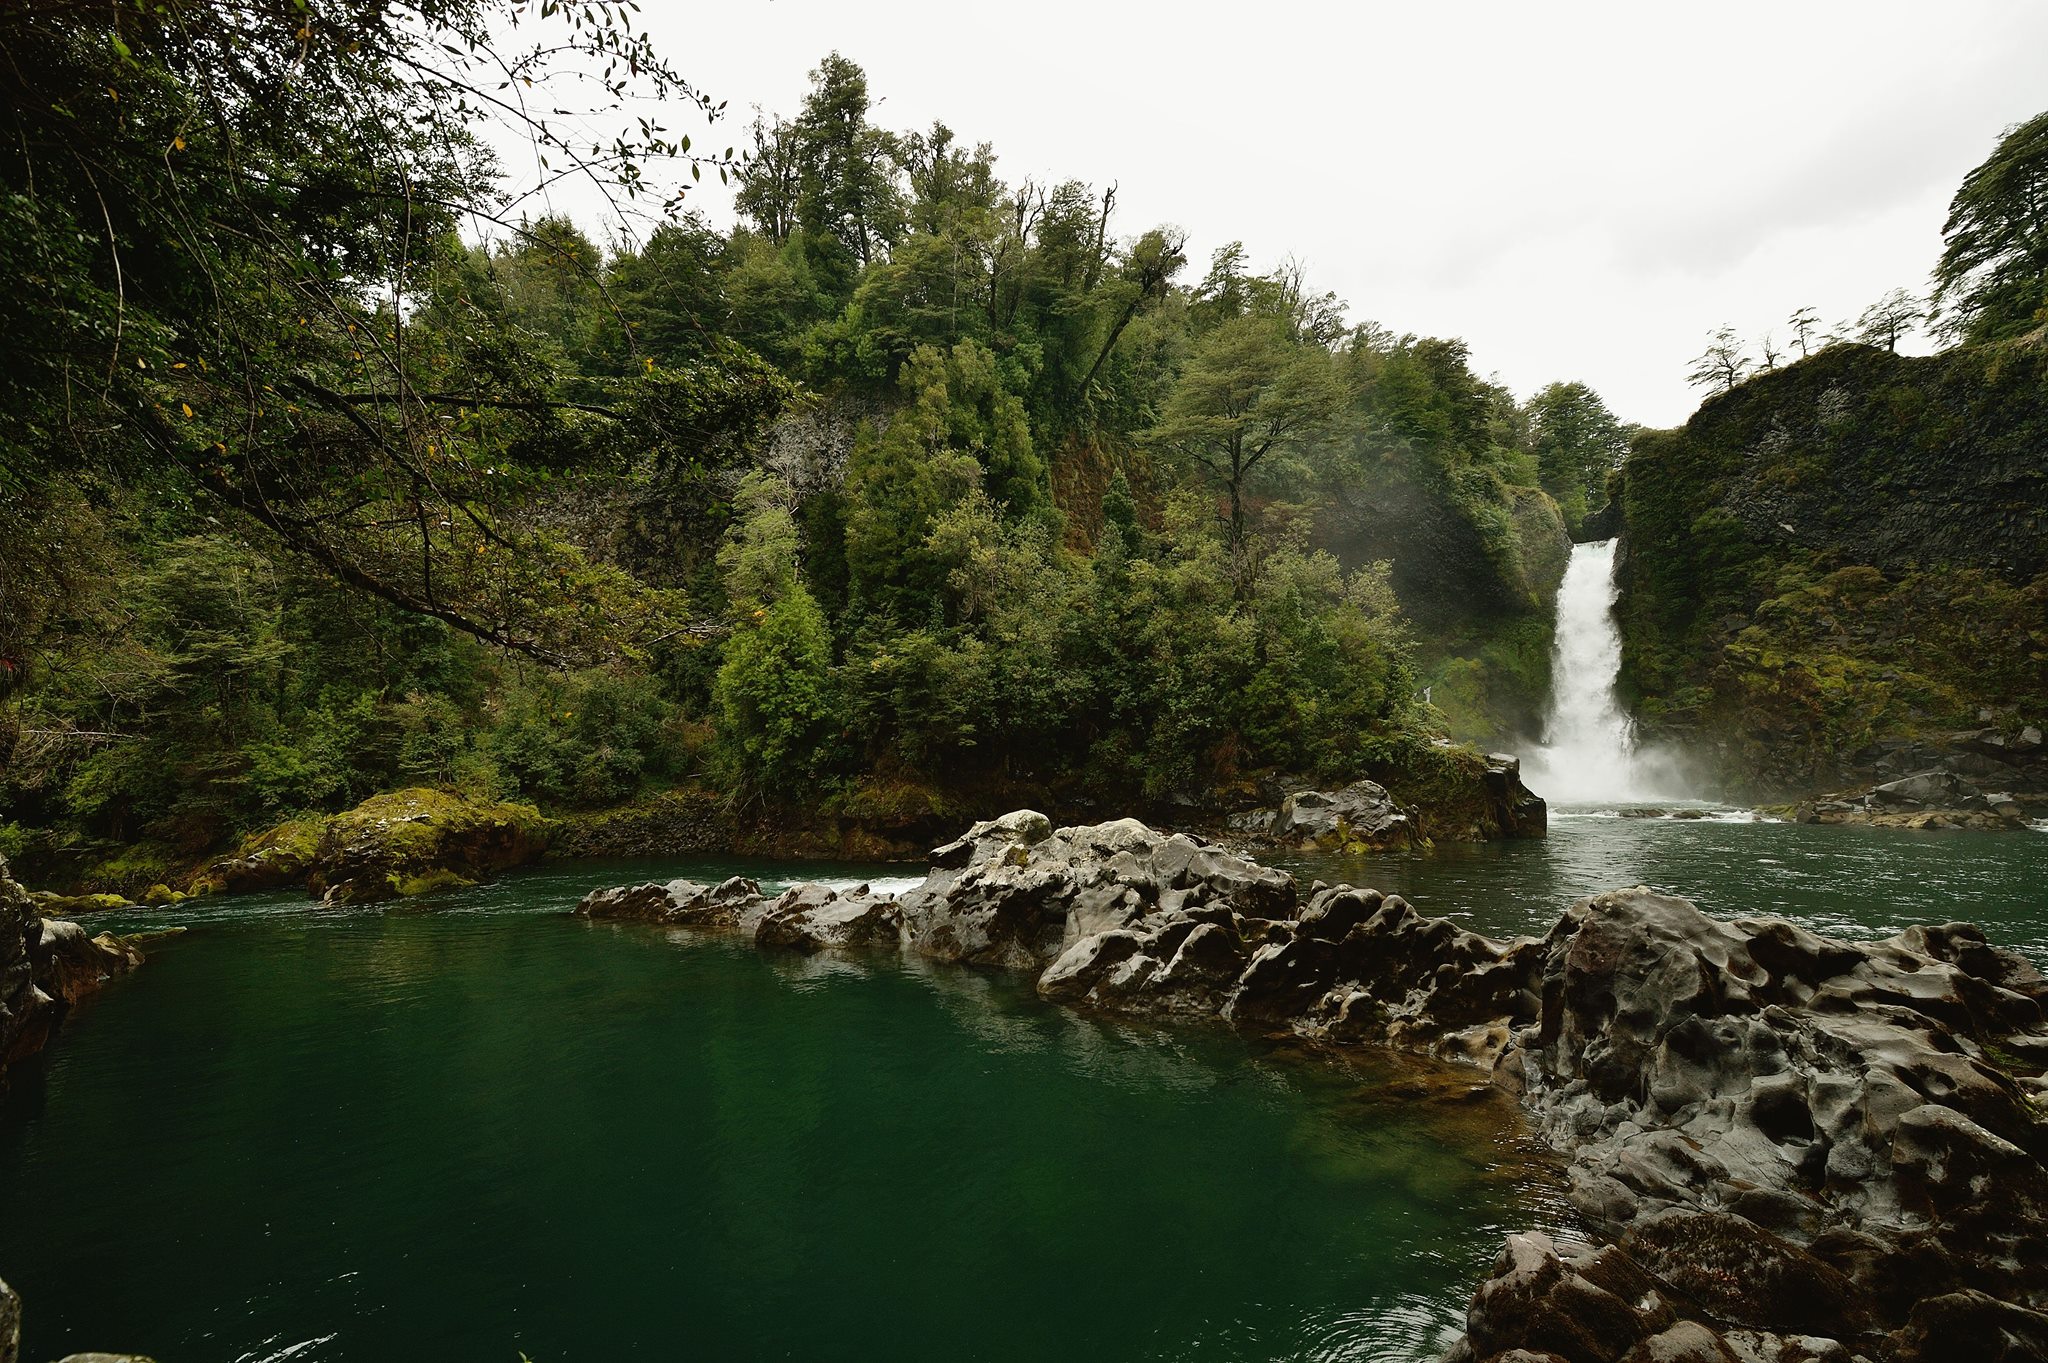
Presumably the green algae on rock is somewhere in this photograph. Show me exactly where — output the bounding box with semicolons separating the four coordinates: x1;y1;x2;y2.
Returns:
201;789;548;905
307;789;548;905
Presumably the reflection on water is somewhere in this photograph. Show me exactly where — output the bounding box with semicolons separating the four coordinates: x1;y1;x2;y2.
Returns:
9;815;2035;1362
1;863;1561;1363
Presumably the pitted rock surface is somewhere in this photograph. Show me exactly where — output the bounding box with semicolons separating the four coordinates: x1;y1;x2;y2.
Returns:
576;813;2048;1363
575;875;763;927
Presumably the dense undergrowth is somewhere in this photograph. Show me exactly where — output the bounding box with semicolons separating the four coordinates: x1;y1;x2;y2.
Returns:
0;31;1617;887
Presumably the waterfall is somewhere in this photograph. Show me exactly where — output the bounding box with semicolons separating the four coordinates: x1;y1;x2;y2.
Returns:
1524;538;1670;804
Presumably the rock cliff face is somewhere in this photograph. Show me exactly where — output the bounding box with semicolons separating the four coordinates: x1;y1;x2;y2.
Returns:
1612;342;2048;797
581;812;2048;1360
0;854;143;1095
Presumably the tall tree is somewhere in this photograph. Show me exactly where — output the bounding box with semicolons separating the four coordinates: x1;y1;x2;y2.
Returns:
1144;316;1344;595
1523;382;1628;533
1933;110;2048;344
792;53;905;281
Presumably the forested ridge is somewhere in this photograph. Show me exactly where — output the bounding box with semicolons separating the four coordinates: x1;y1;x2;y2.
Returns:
0;6;1632;888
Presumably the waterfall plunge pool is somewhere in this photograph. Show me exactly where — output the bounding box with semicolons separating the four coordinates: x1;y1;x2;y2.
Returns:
5;820;2045;1361
1;856;1561;1363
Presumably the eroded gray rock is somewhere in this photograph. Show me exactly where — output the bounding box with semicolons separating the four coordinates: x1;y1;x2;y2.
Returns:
574;876;763;927
754;884;903;954
574;812;2048;1363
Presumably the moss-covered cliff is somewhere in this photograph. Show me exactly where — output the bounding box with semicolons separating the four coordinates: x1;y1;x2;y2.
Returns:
1317;463;1571;744
1613;341;2048;793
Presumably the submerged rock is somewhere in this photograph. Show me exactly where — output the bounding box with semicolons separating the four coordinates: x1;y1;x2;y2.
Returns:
580;810;2048;1361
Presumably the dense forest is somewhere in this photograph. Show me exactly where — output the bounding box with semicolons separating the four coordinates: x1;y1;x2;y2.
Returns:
0;7;1626;887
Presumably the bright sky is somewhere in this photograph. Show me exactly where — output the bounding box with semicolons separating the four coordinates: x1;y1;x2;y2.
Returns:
495;0;2048;429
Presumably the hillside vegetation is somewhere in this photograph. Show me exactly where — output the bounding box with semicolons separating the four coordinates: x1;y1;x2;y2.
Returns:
1615;341;2048;793
0;22;1616;888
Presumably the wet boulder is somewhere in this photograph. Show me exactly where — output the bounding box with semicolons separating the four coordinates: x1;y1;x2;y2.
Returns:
1459;1232;1677;1363
574;876;765;928
1884;1290;2048;1363
1;856;144;1094
900;813;1296;977
754;884;903;954
1267;780;1420;852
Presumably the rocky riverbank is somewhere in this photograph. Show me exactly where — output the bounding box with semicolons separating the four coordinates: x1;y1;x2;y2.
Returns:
0;855;143;1097
580;811;2048;1361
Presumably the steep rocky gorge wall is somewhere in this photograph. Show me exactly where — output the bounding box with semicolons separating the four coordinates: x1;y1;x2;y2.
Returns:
580;812;2048;1362
1611;341;2048;797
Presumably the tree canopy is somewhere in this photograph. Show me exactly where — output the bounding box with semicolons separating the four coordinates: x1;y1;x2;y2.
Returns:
1934;110;2048;344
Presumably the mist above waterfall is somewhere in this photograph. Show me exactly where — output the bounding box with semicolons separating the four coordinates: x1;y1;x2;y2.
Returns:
1523;540;1686;804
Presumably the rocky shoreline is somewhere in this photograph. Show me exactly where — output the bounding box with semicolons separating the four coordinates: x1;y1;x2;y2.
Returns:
579;811;2048;1362
1;854;144;1099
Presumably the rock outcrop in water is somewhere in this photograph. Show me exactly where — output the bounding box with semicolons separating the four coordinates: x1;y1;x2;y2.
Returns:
581;811;2048;1361
200;788;547;904
1226;754;1547;852
0;854;143;1095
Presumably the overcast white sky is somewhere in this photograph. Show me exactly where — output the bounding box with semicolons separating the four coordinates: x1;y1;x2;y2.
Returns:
495;0;2048;428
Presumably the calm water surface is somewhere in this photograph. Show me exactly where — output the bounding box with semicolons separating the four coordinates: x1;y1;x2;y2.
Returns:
2;859;1551;1363
4;817;2044;1362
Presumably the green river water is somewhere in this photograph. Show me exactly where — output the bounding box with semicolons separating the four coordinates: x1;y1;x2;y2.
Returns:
2;814;2043;1362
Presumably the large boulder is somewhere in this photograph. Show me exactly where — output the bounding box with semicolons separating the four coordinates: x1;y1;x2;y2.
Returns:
1456;1232;1677;1363
1232;780;1421;852
305;789;547;905
899;813;1297;980
197;816;324;895
754;885;903;954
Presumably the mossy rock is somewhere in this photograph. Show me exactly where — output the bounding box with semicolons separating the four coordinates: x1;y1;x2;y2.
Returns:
199;816;325;896
28;891;133;916
1367;742;1546;842
308;788;548;905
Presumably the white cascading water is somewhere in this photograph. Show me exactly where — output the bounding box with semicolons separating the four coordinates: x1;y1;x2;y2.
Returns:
1524;538;1668;804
